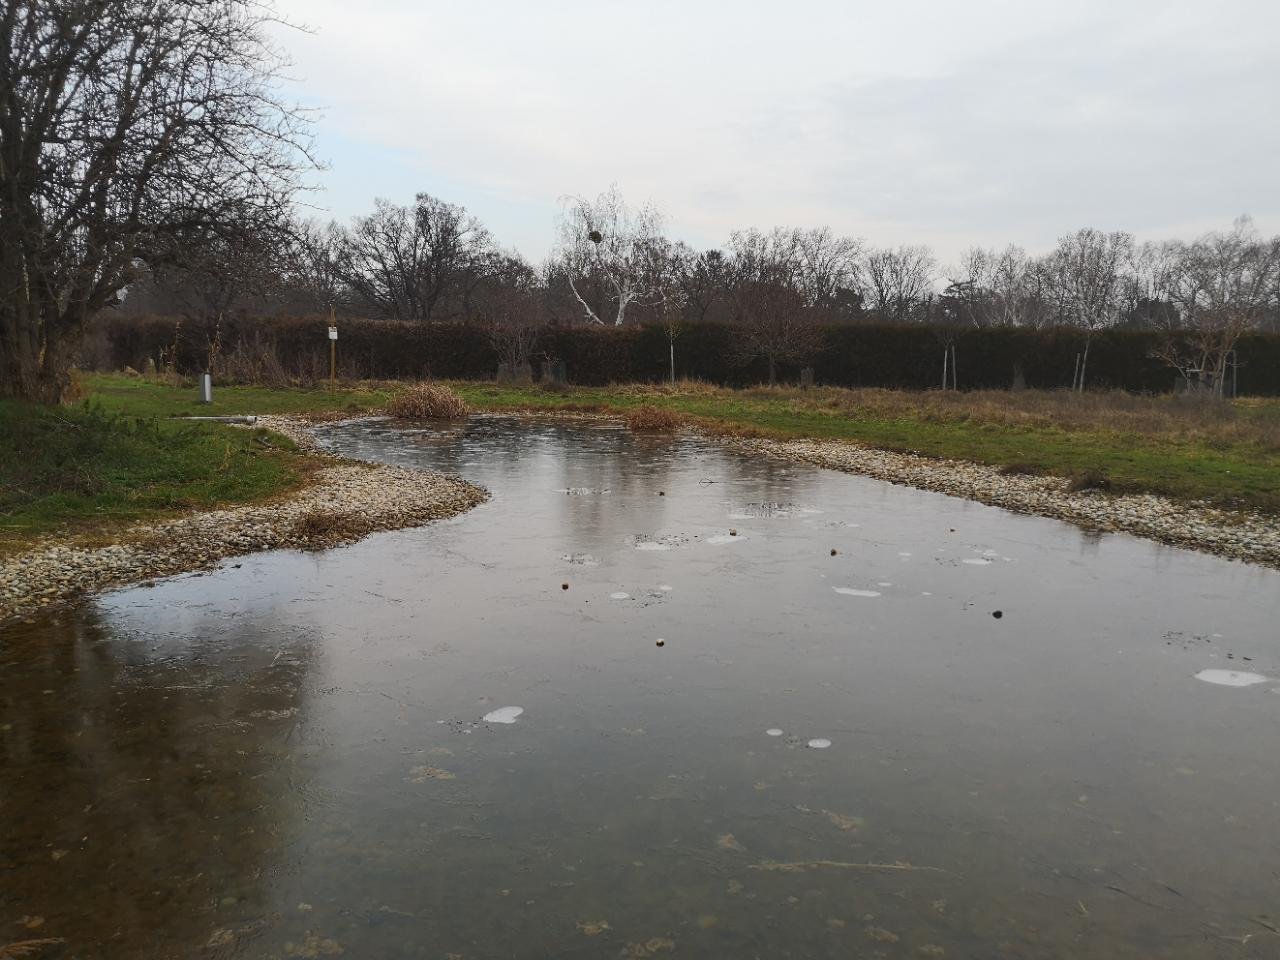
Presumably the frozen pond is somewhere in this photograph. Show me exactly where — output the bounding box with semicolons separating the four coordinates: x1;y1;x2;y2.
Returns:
2;415;1279;958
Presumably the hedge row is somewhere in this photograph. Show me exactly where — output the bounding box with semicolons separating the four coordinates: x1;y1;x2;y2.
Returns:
100;313;1280;395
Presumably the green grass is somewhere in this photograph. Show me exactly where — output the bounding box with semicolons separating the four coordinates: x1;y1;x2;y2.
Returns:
35;375;1280;539
84;373;392;418
0;394;313;550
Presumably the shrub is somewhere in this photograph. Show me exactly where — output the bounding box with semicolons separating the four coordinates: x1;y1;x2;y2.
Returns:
386;382;469;420
625;405;685;431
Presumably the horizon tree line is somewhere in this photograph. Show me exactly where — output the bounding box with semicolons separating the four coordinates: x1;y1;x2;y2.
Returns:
3;3;1276;402
120;186;1280;391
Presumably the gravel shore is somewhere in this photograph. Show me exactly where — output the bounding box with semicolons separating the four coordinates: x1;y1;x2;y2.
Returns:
731;435;1280;568
0;417;487;624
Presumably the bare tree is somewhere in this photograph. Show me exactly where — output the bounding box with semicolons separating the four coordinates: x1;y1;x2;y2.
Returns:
0;0;312;402
1154;217;1280;395
795;227;863;319
334;194;493;322
650;241;689;383
676;246;730;324
861;245;937;324
121;219;296;319
477;253;544;371
556;184;664;326
729;228;823;385
286;219;347;314
948;245;1050;328
1037;229;1133;390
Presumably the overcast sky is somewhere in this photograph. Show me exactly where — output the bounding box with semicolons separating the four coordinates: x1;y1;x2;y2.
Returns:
273;0;1279;266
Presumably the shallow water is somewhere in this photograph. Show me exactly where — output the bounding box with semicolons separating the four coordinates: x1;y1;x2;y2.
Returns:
3;415;1280;958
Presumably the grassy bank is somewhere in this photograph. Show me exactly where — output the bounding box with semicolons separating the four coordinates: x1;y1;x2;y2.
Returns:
0;395;313;551
66;374;1280;516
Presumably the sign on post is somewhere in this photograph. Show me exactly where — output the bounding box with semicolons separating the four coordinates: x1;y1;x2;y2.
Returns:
328;326;338;340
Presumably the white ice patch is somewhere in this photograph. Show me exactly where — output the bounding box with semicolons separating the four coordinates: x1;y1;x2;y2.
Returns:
658;584;673;592
807;738;832;749
833;587;881;598
1195;669;1269;687
877;582;893;588
482;706;524;724
610;592;631;600
898;552;912;557
766;728;784;737
962;558;993;566
706;534;744;545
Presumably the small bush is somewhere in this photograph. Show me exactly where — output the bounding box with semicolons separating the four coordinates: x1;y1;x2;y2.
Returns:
1066;469;1112;493
625;405;685;432
386;382;469;420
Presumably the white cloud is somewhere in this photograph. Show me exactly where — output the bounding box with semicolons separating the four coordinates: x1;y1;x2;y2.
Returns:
273;0;1280;264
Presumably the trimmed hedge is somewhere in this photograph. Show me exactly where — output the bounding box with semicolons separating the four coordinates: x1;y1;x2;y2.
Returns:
99;313;1280;395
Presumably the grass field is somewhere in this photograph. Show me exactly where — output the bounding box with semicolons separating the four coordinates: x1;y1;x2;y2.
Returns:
0;390;314;551
5;373;1278;551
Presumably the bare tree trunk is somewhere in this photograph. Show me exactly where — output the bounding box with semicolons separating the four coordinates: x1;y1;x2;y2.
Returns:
941;349;948;391
669;338;675;385
0;304;76;404
1078;338;1091;392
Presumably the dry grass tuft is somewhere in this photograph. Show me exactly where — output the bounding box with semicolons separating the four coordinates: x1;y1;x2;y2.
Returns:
1066;469;1112;493
288;508;370;549
998;462;1042;476
614;378;721;398
386;382;469;420
625;405;686;432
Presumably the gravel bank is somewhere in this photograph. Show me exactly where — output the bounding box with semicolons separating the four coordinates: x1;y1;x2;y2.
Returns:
0;418;487;624
731;435;1280;568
